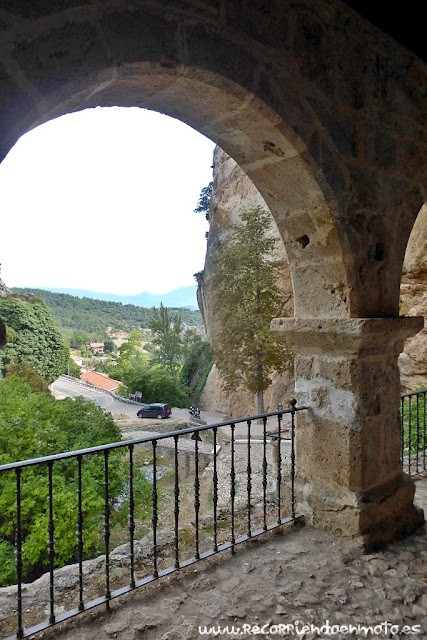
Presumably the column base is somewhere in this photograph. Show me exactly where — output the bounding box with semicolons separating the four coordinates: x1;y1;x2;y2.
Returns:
296;472;424;551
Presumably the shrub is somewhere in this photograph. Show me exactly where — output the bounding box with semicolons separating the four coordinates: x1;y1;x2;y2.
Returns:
0;376;151;586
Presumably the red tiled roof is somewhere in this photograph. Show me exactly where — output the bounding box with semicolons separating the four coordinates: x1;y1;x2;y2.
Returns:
80;371;121;391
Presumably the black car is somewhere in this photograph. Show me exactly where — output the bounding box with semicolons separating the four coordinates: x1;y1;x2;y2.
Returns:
137;403;172;419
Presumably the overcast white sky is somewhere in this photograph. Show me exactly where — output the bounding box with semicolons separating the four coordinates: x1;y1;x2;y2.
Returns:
0;107;215;295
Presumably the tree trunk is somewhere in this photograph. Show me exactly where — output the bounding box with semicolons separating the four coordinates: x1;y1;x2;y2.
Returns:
257;388;264;423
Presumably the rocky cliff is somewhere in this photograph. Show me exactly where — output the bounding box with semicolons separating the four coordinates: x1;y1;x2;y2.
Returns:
0;278;9;298
197;147;294;417
399;203;427;391
198;149;426;413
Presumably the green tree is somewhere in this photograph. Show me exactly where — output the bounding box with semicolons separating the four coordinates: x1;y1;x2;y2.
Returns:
103;337;116;353
0;376;151;586
5;361;49;392
211;206;293;415
194;181;213;221
0;295;68;383
70;330;92;350
149;304;183;374
118;330;142;361
122;360;189;407
180;336;213;402
64;357;82;378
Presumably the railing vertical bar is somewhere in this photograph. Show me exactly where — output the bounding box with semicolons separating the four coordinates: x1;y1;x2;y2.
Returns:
103;450;111;609
174;435;180;568
194;432;200;560
290;398;297;519
15;468;24;640
128;445;135;589
230;423;236;555
213;427;218;552
400;390;427;476
416;394;420;474
152;440;158;578
247;419;252;538
262;416;267;531
276;412;282;524
47;462;55;624
77;455;84;611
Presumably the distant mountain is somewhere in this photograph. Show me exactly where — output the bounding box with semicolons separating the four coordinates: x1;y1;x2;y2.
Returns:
25;285;199;309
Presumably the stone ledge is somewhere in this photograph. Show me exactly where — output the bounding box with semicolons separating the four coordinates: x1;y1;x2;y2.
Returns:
271;317;424;354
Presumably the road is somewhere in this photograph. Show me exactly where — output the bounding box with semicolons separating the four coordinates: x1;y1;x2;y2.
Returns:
52;377;143;416
51;378;289;433
51;377;224;424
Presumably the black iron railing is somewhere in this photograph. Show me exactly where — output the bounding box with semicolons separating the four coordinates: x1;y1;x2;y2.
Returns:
401;389;427;476
0;400;305;640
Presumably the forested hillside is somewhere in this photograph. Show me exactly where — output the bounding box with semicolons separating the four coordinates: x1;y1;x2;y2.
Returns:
12;288;203;340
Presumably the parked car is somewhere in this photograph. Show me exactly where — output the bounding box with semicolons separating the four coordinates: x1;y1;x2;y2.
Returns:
137;403;172;419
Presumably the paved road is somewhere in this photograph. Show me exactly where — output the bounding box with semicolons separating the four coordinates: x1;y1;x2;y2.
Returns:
51;377;224;424
51;378;144;416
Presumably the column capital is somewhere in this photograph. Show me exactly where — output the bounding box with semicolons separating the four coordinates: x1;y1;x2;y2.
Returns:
271;316;423;354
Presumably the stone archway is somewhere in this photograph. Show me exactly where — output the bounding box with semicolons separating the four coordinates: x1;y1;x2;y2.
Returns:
2;0;424;320
0;0;425;545
2;60;349;319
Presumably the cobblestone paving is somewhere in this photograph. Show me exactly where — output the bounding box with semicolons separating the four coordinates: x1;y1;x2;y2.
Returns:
45;476;427;640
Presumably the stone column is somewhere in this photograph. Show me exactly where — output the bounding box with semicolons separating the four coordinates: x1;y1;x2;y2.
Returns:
271;317;424;549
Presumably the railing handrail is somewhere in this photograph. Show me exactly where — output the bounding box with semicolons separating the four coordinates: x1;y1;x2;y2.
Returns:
0;405;307;473
401;387;427;399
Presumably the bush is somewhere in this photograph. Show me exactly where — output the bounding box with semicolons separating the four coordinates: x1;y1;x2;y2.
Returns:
180;340;213;402
64;357;82;378
5;361;49;393
0;376;151;586
0;541;16;587
123;362;189;407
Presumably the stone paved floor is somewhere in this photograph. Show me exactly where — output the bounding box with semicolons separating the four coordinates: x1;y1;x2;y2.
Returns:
43;476;427;640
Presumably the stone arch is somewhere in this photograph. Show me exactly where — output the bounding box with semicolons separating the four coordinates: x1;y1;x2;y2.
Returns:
1;62;349;319
2;1;424;321
1;0;426;546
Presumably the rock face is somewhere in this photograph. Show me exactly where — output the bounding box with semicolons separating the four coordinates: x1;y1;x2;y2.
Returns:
0;278;10;298
198;151;427;412
399;204;427;392
197;147;294;417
